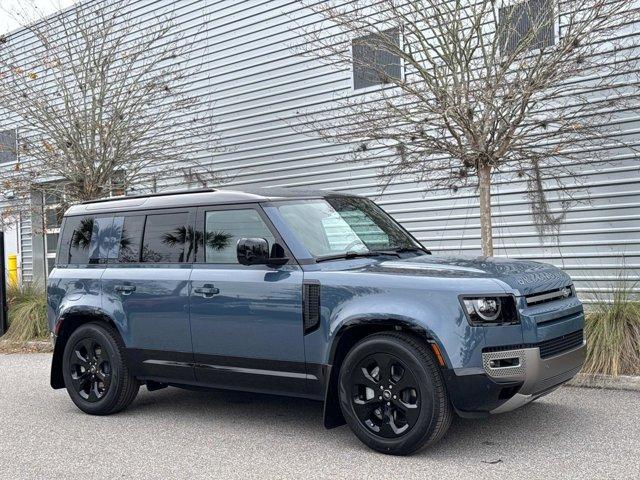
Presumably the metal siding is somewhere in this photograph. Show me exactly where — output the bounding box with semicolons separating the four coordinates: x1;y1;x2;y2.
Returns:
0;0;637;298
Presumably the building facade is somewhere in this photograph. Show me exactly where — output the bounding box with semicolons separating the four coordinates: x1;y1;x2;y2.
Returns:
0;0;639;299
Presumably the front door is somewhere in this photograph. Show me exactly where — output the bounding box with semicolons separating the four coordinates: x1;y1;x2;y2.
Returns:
189;204;306;395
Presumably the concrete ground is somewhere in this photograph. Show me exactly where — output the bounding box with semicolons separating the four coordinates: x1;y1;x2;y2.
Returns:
0;353;638;480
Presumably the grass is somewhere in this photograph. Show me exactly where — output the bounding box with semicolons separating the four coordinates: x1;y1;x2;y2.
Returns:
582;281;640;376
4;282;48;343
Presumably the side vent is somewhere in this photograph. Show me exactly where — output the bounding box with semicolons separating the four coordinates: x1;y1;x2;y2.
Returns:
303;282;321;334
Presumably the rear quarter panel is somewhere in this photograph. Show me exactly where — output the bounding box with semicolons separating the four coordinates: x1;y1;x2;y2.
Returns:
47;266;105;333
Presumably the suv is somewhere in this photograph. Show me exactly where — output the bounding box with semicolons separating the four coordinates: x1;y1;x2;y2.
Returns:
47;188;585;455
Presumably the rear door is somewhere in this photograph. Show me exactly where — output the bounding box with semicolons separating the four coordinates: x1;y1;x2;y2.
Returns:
102;208;196;382
189;204;307;395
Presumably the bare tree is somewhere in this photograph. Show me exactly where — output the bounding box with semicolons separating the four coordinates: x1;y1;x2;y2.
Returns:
298;0;639;255
0;0;222;223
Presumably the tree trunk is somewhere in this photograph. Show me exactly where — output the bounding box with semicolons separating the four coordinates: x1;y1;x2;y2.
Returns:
477;163;494;257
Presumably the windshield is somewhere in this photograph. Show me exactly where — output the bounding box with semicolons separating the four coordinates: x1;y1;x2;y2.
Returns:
275;196;423;258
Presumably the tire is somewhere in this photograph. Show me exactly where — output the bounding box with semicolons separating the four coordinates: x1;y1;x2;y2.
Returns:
338;332;452;455
62;322;139;415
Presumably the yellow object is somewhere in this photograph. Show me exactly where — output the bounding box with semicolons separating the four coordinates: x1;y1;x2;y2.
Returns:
7;254;18;287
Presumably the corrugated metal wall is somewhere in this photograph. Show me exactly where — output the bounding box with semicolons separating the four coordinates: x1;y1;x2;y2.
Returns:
1;0;638;298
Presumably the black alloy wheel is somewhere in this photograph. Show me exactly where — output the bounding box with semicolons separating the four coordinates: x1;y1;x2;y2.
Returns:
62;322;139;415
69;337;112;402
339;332;452;455
351;352;421;438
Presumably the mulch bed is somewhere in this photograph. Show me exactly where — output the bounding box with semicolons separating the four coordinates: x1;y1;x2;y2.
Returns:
0;339;53;354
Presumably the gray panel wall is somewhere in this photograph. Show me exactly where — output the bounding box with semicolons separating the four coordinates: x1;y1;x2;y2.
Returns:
0;0;638;299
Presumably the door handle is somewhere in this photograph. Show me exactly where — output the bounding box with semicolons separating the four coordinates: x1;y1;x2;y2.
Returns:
115;285;136;295
193;284;220;298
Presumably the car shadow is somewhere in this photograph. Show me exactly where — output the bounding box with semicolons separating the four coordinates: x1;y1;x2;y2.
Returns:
122;385;585;459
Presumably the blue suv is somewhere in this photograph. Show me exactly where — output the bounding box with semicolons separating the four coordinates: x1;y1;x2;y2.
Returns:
47;188;585;455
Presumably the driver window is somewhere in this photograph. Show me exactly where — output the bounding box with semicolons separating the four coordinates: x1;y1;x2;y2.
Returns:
204;209;275;264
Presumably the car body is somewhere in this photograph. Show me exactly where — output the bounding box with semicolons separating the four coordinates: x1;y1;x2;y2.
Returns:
47;188;586;454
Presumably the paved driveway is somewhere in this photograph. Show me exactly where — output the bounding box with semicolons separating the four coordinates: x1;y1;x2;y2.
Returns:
0;354;638;479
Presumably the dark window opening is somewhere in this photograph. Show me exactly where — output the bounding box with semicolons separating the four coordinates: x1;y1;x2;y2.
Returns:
45;207;63;229
46;233;59;253
0;129;17;164
352;28;401;90
499;0;555;55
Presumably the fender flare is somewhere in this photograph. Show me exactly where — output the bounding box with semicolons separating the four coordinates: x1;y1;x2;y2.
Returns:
50;306;122;389
322;315;446;429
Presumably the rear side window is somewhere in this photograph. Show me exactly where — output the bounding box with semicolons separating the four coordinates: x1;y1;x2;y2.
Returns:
112;215;145;263
141;212;189;263
59;215;114;265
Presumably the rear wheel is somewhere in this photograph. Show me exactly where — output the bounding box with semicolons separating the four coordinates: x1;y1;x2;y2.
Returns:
338;332;452;455
62;322;139;415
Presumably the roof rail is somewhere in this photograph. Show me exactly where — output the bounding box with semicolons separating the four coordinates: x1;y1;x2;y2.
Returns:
80;188;218;205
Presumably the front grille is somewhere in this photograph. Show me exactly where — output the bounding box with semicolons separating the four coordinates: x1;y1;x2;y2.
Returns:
525;285;574;306
538;330;584;359
482;329;584;358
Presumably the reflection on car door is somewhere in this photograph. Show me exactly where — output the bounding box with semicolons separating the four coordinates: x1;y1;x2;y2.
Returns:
189;204;307;395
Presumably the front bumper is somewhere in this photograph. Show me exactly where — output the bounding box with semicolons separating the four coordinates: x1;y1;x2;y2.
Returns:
444;337;586;417
482;340;586;413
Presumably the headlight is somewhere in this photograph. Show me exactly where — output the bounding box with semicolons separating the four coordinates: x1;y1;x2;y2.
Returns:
461;296;518;325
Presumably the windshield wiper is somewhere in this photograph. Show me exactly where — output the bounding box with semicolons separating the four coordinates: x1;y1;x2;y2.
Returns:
391;246;431;255
315;250;400;263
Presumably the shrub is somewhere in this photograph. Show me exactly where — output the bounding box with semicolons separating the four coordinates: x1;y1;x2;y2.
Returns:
582;281;640;376
4;282;48;342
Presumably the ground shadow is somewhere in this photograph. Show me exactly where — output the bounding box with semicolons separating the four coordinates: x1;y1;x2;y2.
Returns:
120;384;583;460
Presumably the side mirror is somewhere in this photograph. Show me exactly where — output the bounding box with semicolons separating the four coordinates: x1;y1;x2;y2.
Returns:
237;238;270;266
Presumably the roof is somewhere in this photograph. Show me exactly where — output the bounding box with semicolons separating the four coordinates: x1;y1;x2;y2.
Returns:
64;187;357;216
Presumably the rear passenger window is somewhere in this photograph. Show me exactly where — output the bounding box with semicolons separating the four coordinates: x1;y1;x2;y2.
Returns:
111;215;145;263
141;213;189;263
59;215;113;265
88;217;116;264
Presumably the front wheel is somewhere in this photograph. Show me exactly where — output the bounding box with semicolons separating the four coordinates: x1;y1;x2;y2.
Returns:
62;322;139;415
338;332;452;455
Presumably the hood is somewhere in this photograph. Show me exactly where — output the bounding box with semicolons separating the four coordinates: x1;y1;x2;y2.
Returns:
366;254;572;296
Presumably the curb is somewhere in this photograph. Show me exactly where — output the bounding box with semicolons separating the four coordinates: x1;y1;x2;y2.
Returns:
567;373;640;392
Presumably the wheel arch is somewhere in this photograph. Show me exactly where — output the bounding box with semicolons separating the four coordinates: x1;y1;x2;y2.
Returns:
322;317;444;429
50;308;122;389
